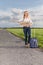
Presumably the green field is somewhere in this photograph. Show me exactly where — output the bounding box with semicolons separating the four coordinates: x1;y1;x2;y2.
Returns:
6;28;43;48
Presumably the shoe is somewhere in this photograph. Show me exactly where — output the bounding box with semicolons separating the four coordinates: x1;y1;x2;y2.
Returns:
25;45;29;48
27;44;30;48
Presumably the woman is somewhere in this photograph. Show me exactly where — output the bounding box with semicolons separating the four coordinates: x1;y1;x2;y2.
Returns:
19;11;32;48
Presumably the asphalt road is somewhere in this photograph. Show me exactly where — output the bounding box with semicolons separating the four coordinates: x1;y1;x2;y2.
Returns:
0;29;43;65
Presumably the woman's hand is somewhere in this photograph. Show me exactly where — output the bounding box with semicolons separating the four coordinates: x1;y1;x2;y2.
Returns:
18;21;32;27
19;22;30;27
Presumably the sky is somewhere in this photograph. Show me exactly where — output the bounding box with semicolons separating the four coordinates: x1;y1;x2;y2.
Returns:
0;0;43;28
0;0;43;9
0;0;43;10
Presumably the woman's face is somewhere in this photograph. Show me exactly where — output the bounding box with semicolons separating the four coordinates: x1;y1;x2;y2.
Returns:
24;11;28;18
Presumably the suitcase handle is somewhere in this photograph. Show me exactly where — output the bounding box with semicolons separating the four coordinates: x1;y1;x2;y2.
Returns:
31;28;36;38
31;21;36;38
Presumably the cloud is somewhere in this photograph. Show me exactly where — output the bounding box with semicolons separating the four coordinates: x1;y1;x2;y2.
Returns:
11;8;23;21
30;5;43;20
11;8;23;14
0;16;11;21
0;10;12;17
0;5;43;27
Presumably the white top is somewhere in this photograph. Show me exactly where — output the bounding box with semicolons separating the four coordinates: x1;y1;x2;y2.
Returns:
19;17;32;23
23;17;32;23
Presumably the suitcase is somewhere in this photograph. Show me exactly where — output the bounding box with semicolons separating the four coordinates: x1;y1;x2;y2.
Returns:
30;38;38;48
30;29;38;48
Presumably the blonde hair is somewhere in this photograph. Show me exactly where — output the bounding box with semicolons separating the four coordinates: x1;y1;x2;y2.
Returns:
23;11;29;19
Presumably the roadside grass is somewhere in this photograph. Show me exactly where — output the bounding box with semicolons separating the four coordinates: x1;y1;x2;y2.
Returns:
6;28;43;48
0;29;2;30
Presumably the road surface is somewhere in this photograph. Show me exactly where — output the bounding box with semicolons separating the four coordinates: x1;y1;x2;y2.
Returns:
0;29;43;65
